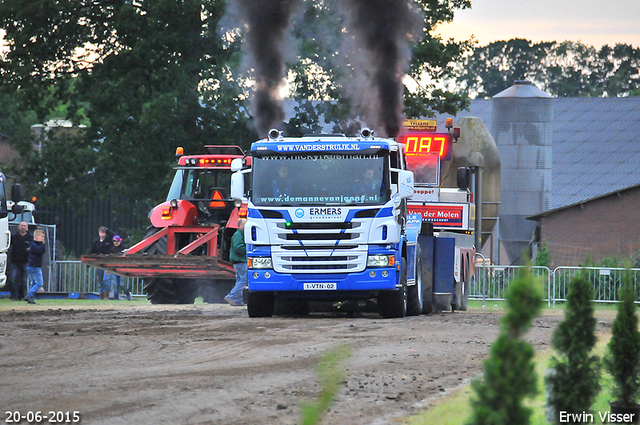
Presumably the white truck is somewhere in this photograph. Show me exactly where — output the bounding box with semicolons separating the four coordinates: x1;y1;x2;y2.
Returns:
0;174;23;289
231;122;475;318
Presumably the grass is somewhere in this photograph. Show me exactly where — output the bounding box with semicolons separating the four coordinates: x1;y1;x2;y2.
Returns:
404;330;615;425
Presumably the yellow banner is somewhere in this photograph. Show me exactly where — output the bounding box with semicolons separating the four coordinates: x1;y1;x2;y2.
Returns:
403;119;437;132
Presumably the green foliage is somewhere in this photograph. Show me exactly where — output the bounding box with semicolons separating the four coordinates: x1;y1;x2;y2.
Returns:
534;244;551;268
606;274;640;407
546;274;601;424
299;344;352;425
467;267;542;425
459;39;640;98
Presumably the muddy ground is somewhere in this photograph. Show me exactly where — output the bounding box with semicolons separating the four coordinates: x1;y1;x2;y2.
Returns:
0;300;614;425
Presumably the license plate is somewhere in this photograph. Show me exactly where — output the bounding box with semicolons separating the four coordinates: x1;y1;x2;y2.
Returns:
303;282;337;290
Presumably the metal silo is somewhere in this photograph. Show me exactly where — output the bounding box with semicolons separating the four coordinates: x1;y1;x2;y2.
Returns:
492;80;553;264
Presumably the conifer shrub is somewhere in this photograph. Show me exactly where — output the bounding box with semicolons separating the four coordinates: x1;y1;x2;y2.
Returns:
467;267;543;425
546;273;600;424
606;273;640;408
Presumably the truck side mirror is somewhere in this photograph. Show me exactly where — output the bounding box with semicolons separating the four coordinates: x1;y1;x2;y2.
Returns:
230;172;246;202
11;204;24;214
397;170;414;199
11;183;21;202
457;167;470;190
230;158;243;172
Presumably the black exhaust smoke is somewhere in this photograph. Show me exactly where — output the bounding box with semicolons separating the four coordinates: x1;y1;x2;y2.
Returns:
233;0;300;136
340;0;422;137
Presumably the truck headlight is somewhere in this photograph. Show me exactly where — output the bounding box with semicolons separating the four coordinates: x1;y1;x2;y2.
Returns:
248;257;272;269
367;254;395;267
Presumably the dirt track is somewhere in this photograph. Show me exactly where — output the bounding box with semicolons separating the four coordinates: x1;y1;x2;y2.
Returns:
0;301;613;425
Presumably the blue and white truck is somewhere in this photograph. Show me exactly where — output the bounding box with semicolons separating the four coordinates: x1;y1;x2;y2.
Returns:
231;122;475;318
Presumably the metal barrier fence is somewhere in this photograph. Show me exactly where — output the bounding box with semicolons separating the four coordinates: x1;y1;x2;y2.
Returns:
471;265;640;306
54;261;145;296
41;261;640;305
552;267;640;306
471;265;552;306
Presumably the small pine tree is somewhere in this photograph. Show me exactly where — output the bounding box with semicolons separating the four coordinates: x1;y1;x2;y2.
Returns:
546;274;600;424
467;267;543;425
535;244;551;267
606;274;640;408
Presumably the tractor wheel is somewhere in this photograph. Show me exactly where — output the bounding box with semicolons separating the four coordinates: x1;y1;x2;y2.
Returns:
378;258;407;318
144;278;197;304
247;291;275;317
142;226;167;255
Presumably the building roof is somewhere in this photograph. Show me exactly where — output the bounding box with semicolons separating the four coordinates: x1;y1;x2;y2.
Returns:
435;96;640;211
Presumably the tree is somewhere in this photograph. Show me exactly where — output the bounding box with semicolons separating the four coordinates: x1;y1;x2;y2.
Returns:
546;274;600;424
458;39;640;98
467;267;542;425
606;275;640;408
0;0;256;208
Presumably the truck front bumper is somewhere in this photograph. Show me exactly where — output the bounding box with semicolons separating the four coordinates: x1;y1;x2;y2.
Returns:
248;267;398;292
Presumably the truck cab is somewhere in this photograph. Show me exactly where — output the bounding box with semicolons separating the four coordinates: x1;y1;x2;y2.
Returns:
231;129;414;317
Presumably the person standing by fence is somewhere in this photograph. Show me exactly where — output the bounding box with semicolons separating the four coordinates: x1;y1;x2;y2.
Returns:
23;229;46;304
89;226;113;300
9;221;33;301
110;235;132;300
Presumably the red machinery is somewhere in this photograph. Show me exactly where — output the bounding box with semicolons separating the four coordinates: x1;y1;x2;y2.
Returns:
82;145;250;304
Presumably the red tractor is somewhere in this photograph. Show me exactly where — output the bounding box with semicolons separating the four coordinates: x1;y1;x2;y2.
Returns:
82;145;250;303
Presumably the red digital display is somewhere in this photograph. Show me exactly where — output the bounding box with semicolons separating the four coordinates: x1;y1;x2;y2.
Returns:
400;133;452;161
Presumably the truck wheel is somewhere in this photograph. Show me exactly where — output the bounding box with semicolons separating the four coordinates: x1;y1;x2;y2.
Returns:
407;254;422;316
378;258;407;318
454;259;470;311
144;278;197;304
247;291;275;317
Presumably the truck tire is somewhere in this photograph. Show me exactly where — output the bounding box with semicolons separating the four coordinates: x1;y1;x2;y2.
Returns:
407;254;423;316
247;291;275;317
144;278;197;304
454;259;470;311
378;258;407;318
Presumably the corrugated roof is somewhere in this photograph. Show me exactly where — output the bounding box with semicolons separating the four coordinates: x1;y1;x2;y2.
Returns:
436;96;640;211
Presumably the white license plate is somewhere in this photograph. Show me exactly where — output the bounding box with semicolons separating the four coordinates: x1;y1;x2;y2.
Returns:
303;282;337;290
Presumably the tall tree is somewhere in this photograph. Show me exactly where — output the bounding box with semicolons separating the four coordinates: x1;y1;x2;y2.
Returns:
0;0;255;208
458;39;640;98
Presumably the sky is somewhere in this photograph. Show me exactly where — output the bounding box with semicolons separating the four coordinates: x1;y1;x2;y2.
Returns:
437;0;640;48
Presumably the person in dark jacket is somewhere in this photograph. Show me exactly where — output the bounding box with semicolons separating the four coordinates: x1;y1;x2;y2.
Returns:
224;218;247;306
89;226;113;300
23;229;46;304
9;221;33;300
110;235;131;300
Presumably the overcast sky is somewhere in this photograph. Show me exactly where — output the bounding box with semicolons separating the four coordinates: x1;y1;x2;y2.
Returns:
437;0;640;48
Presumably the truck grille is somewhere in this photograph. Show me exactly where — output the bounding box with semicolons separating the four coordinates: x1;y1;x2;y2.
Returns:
273;246;366;273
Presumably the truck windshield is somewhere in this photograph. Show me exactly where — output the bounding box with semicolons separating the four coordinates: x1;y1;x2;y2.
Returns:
0;179;6;216
167;168;232;201
251;154;389;206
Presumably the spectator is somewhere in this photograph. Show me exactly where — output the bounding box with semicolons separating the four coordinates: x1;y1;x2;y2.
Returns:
23;229;46;304
89;226;113;300
110;235;132;301
8;221;33;301
224;218;247;306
